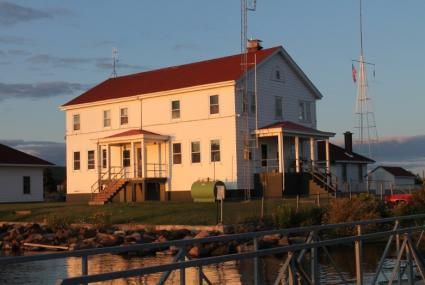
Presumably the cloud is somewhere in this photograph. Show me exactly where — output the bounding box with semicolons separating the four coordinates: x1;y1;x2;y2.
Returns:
0;81;88;101
94;58;150;71
0;140;65;166
7;49;31;56
0;35;32;45
0;2;51;26
27;54;86;67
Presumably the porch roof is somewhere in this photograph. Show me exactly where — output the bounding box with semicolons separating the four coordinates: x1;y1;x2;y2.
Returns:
98;129;169;143
256;121;335;138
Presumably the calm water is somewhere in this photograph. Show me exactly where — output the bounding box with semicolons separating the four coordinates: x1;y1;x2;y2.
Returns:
0;243;422;284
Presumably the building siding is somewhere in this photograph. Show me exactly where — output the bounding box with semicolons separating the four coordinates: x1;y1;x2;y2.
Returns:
0;167;44;203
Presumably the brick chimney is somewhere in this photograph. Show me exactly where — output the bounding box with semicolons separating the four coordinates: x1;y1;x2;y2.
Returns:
344;131;353;154
247;39;263;52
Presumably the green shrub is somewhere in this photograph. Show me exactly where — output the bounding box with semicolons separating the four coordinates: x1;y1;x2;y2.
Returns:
87;211;112;228
45;214;73;229
273;205;293;228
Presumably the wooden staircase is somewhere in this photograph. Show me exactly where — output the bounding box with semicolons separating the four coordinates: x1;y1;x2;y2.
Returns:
89;179;129;205
305;165;337;195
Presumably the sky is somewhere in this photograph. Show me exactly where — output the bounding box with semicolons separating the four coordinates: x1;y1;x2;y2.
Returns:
0;0;424;172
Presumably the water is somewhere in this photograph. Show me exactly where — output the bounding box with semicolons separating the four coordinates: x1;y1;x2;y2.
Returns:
0;243;422;284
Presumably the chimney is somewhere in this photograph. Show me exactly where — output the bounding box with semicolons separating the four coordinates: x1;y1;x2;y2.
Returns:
247;39;263;52
344;131;353;154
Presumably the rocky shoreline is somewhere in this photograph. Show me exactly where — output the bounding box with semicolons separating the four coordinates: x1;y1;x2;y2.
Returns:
0;222;289;258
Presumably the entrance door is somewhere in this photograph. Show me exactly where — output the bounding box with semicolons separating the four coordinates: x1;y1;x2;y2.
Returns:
261;144;268;167
122;149;131;177
145;182;160;201
137;148;142;178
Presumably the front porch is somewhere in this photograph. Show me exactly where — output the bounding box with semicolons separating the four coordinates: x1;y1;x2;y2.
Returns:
90;129;170;204
254;121;335;197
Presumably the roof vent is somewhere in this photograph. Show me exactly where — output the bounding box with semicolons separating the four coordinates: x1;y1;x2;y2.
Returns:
247;39;263;52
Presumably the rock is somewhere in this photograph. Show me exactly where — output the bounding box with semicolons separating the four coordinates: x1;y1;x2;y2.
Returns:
188;245;210;258
96;232;122;247
82;228;97;239
278;236;289;246
236;243;254;253
194;230;209;239
142;233;156;243
79;238;98;249
113;230;126;236
24;233;44;243
125;232;142;243
168;229;191;240
154;235;168;243
210;244;229;256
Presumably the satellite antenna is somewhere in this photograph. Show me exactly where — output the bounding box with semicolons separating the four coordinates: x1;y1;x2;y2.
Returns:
111;47;118;78
352;0;379;158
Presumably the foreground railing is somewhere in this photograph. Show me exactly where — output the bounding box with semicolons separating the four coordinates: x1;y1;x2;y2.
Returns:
1;214;425;284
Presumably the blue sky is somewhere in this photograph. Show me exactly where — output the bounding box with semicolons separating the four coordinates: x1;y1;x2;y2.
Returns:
0;1;424;170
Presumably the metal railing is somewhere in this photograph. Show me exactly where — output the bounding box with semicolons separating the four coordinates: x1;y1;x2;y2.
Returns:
146;163;168;178
90;166;126;200
2;214;425;284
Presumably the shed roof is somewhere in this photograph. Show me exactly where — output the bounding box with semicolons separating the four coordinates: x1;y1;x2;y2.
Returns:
0;143;54;166
317;141;375;163
372;166;416;178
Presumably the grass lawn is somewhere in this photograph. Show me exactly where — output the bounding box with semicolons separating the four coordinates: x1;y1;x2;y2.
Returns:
0;197;331;225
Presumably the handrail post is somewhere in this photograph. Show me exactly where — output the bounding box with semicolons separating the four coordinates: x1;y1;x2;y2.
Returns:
197;266;203;285
82;255;88;285
311;231;319;284
253;237;259;285
406;233;414;285
355;224;363;285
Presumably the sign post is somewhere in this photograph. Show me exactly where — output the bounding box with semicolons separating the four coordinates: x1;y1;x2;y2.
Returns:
216;185;225;224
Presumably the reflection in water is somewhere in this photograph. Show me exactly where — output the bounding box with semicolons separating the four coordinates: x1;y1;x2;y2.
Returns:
0;243;421;284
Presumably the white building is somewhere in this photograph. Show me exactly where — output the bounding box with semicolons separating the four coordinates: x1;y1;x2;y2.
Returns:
369;166;417;193
317;132;374;192
61;42;334;204
0;143;54;203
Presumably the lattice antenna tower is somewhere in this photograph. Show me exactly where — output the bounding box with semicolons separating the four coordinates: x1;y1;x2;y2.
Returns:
111;47;118;78
240;0;257;199
353;0;379;158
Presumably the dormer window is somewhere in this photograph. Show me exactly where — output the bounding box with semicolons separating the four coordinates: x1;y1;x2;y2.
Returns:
272;67;285;82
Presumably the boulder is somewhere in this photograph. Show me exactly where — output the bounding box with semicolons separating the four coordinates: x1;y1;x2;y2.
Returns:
194;230;209;239
96;232;123;247
125;232;142;243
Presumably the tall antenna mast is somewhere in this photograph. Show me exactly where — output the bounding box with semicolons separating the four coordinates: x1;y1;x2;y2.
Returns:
353;0;379;158
240;0;257;200
111;47;118;78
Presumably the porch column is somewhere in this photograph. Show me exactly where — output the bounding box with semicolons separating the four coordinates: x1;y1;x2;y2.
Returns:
97;142;101;191
310;137;315;170
295;136;300;173
140;138;146;178
277;131;285;191
325;138;330;174
158;142;162;177
167;140;172;194
131;141;135;178
107;144;111;180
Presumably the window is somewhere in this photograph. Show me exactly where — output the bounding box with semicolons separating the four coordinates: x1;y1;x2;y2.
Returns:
358;164;363;182
209;95;219;114
275;97;283;118
102;149;107;169
23;176;30;194
120;108;128;125
261;144;268;167
191;141;201;163
275;70;281;80
299;101;312;122
342;164;347;182
73;151;80;170
103;110;111;127
250;92;256;114
87;150;95;169
173;143;182;164
171;100;180;119
73;114;80;131
210;140;220;162
123;149;130;167
271;67;284;82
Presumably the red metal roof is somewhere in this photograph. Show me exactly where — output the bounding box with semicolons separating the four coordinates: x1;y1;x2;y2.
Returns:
0;143;54;166
317;141;375;163
63;47;280;107
259;121;334;137
377;166;416;177
105;129;163;139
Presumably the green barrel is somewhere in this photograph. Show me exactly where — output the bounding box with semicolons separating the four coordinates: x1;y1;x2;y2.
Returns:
190;180;226;202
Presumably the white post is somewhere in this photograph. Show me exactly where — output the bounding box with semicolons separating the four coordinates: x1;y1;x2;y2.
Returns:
97;143;101;190
158;142;162;177
141;139;146;178
309;137;315;170
325;139;330;175
107;144;111;180
295;136;300;173
131;141;135;179
277;132;285;192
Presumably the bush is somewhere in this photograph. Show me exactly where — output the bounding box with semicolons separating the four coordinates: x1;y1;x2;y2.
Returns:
324;194;388;236
272;206;325;229
392;189;425;217
87;211;113;229
273;205;293;228
45;214;73;229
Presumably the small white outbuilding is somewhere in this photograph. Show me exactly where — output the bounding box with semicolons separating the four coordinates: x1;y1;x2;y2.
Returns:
0;143;54;203
368;166;417;192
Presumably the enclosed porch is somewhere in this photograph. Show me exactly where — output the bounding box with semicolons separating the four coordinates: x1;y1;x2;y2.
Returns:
254;121;335;197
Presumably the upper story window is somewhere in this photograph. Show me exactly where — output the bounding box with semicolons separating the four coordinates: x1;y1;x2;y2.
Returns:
103;110;111;127
87;150;95;170
172;143;182;164
275;97;283;119
250;92;256;115
120;108;128;125
191;141;201;163
210;139;220;162
209;95;219;115
299;101;312;122
73;114;80;131
171;100;180;119
73;151;80;170
23;176;31;194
